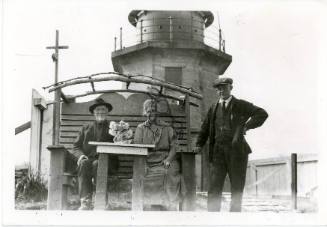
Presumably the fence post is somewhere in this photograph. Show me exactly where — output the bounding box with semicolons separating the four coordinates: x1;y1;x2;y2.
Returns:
120;27;122;50
291;153;297;210
219;29;222;51
169;16;173;42
190;13;193;40
222;40;225;52
140;20;143;43
255;168;258;196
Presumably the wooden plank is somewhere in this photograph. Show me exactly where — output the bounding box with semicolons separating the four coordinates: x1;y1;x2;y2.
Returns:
60;131;79;137
59;138;77;143
33;97;47;110
60;126;83;132
97;145;148;156
30;89;44;173
118;167;133;173
118;156;135;161
132;156;146;211
119;161;134;167
94;153;109;210
89;141;155;149
15;121;31;135
47;145;66;210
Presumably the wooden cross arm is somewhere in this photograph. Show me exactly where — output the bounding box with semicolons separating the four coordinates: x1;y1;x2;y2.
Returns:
46;46;69;49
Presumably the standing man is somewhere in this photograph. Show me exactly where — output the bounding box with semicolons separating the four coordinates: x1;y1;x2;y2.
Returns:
194;77;268;212
70;98;119;210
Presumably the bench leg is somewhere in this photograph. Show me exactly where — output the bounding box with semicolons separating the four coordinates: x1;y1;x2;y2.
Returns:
47;148;66;210
181;153;196;211
132;156;146;211
94;153;109;210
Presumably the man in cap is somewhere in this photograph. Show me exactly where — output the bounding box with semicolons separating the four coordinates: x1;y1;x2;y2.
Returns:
194;77;268;212
70;98;118;210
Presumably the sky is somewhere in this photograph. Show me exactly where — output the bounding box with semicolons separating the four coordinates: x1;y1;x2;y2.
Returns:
2;0;327;165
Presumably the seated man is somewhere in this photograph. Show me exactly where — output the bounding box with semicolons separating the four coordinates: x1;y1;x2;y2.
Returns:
133;99;185;210
70;98;119;210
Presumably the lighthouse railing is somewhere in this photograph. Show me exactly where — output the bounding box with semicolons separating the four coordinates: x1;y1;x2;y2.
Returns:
114;17;226;53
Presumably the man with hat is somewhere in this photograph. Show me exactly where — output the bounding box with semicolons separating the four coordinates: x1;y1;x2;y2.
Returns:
70;98;119;210
194;77;268;212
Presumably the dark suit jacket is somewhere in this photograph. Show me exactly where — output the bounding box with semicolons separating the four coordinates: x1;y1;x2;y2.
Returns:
196;96;268;161
70;120;113;160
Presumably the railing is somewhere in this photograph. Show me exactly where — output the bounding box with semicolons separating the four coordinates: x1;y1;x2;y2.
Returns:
113;17;226;53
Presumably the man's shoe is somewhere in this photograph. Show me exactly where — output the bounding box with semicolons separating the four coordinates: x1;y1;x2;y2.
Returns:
78;203;92;210
78;195;93;210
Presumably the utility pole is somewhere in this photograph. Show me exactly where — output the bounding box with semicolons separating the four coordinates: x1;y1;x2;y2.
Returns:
46;30;69;145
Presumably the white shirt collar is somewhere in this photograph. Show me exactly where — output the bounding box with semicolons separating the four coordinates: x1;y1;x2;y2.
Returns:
219;95;233;106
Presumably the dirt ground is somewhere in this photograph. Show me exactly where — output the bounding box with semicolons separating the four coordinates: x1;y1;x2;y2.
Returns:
15;192;317;212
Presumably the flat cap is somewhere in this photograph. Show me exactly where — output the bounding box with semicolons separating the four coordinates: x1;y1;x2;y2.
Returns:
213;77;233;87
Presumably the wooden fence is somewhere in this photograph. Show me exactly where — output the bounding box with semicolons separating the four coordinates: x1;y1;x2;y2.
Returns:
243;153;318;197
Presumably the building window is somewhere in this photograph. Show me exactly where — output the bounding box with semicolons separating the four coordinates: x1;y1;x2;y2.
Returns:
165;67;182;85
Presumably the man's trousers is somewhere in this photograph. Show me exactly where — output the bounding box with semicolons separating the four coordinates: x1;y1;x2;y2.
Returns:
77;156;119;199
77;159;98;199
208;143;248;212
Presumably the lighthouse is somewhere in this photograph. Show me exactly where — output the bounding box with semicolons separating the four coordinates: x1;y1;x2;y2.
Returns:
111;10;232;190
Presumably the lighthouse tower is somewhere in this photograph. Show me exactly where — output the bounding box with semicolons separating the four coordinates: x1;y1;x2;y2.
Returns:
111;10;232;190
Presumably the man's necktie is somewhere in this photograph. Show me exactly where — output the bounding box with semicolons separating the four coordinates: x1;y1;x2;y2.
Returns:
222;101;226;113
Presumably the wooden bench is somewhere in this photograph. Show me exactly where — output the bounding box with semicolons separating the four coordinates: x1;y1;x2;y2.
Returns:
47;92;196;210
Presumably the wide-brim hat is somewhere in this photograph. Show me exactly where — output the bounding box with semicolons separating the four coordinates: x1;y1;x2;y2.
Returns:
89;98;113;113
213;77;233;88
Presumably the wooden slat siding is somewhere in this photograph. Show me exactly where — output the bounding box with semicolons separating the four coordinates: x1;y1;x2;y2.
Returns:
118;167;133;173
61;93;186;116
60;138;189;144
60;120;187;128
60;131;189;138
61;114;186;120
